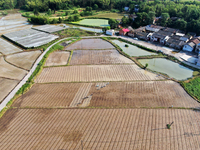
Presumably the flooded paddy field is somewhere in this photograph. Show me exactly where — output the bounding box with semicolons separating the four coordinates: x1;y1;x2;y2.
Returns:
72;19;109;27
5;50;42;70
45;51;70;66
0;56;27;80
0;38;22;55
0;78;19;103
3;29;59;48
112;40;157;57
65;39;115;50
70;50;134;65
139;58;194;80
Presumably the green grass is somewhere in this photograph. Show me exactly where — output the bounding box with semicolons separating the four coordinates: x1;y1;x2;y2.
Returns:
181;77;200;101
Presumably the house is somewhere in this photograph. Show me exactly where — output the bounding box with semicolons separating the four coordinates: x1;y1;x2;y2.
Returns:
127;26;134;32
180;35;190;43
106;30;115;36
151;30;173;44
124;7;129;11
194;38;200;53
183;42;195;52
187;32;196;37
129;14;137;21
161;27;179;34
128;30;134;37
197;55;200;66
135;32;149;40
119;28;130;36
134;5;139;12
165;38;185;49
145;25;160;33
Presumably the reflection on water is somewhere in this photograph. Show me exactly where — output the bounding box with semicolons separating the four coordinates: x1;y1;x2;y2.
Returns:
139;58;194;80
112;40;157;56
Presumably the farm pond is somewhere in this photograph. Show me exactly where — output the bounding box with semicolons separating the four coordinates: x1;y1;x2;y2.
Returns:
111;40;157;56
138;58;194;80
72;19;109;27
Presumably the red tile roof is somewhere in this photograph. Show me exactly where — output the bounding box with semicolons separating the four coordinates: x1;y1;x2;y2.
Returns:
122;28;130;32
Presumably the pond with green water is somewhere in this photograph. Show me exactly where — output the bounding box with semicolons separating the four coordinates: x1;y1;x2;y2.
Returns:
138;58;194;80
111;40;157;57
72;19;109;27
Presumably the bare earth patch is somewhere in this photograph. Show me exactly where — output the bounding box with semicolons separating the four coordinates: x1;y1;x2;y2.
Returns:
0;109;199;149
0;38;22;55
0;56;27;80
45;51;70;66
6;50;41;70
36;65;164;83
70;50;134;65
65;39;115;50
0;78;19;102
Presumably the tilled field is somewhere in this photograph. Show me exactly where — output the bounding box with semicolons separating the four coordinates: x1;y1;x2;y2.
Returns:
70;50;134;65
36;65;164;83
0;109;199;150
6;50;41;70
45;51;70;66
0;78;19;102
12;81;199;108
0;56;27;80
65;39;115;50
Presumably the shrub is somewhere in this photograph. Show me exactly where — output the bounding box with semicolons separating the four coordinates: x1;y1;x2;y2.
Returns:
125;44;129;47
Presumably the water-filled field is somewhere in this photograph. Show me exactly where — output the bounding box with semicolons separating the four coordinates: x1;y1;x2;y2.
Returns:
112;40;157;56
73;19;109;27
139;58;194;80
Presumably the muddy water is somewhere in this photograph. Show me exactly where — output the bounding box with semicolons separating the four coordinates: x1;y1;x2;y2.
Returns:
0;14;32;35
112;40;157;56
72;19;109;27
139;58;194;80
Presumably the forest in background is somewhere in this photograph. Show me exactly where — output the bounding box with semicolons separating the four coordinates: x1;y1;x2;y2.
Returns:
2;0;200;34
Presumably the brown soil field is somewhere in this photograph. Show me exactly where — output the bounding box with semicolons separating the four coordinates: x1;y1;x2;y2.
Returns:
6;51;41;70
65;39;115;50
36;65;164;83
0;56;27;80
12;83;81;108
0;109;199;149
88;81;200;108
45;51;70;66
70;50;134;65
0;38;22;55
12;81;199;108
0;78;19;102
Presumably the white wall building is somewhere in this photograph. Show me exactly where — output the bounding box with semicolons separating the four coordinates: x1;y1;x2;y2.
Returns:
106;30;115;36
182;42;195;52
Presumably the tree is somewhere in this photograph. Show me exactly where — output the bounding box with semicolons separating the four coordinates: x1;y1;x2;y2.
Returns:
33;8;39;16
160;13;170;26
65;11;69;16
108;18;119;29
47;8;51;16
73;9;78;14
74;14;80;21
175;19;187;31
93;4;98;10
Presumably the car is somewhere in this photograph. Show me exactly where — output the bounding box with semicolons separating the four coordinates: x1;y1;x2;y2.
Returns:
133;38;138;40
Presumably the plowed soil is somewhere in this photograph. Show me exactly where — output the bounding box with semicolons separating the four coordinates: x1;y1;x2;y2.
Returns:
0;109;199;149
12;81;199;108
65;39;115;50
70;50;134;65
45;51;70;66
36;65;164;83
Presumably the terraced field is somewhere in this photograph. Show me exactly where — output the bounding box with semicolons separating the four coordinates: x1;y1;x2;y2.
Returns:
45;51;70;66
70;50;133;65
0;109;199;149
12;81;199;108
0;78;19;102
36;65;164;83
0;56;27;80
65;39;115;50
5;50;41;70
